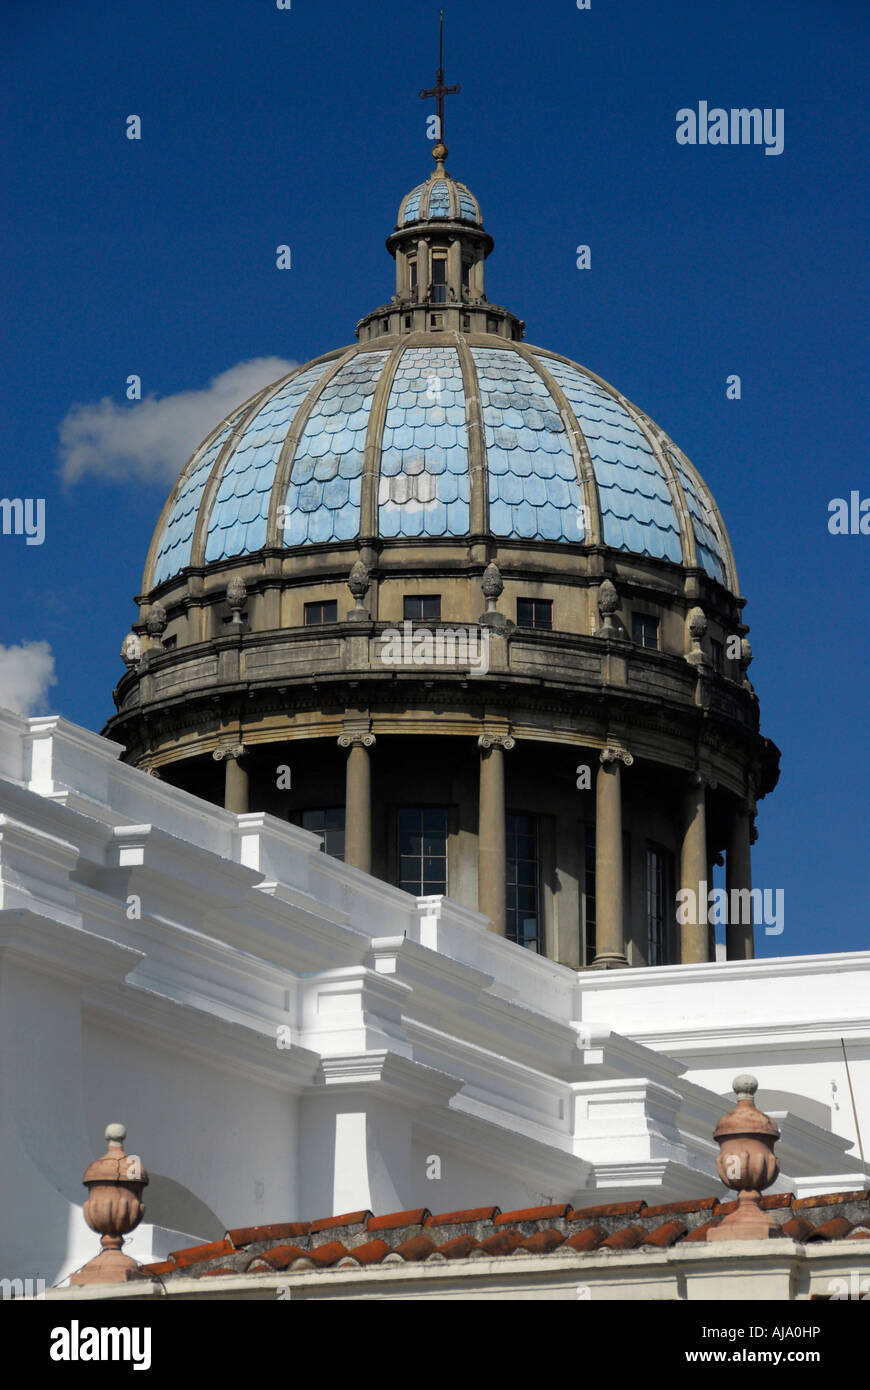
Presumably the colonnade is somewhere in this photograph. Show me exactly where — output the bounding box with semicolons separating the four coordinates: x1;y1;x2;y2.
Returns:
216;734;756;965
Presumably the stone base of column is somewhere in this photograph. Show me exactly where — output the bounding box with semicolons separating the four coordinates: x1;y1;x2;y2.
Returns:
588;953;629;970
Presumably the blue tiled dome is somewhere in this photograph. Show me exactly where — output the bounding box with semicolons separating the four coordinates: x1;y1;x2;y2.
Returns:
398;173;482;226
148;338;735;591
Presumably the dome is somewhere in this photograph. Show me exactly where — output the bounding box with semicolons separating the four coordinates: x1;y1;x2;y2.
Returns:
147;338;734;593
398;171;482;226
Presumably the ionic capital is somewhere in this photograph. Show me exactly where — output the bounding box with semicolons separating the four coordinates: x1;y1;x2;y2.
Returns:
212;742;247;762
600;746;633;767
338;732;376;749
478;732;515;751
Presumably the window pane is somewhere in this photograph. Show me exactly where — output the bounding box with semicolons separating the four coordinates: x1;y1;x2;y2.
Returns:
302;808;346;861
397;808;447;896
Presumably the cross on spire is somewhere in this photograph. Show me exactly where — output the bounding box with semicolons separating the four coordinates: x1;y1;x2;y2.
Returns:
419;11;461;152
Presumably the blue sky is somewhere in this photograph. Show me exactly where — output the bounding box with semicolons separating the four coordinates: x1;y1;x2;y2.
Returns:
0;0;867;957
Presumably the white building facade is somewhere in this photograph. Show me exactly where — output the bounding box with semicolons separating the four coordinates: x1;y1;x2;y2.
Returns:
0;707;866;1286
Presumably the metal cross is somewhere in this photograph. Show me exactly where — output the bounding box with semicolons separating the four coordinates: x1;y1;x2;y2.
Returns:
419;11;461;146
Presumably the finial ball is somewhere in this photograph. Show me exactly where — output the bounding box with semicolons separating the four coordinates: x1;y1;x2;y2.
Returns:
105;1123;127;1143
732;1074;758;1098
432;142;448;163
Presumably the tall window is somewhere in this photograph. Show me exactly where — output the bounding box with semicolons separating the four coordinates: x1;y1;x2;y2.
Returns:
403;594;441;621
517;598;553;630
645;844;674;965
397;808;447;895
632;613;659;649
506;813;541;951
409;259;418;299
304;599;338;626
584;823;596;965
711;638;723;673
462;259;471;291
302;808;345;860
431;255;447;303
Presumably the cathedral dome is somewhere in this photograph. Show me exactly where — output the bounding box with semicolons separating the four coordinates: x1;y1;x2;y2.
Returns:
109;99;779;975
147;339;734;593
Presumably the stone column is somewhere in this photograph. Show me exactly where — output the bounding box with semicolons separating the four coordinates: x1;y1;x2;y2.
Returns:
213;743;249;814
727;802;755;960
680;773;710;963
591;747;633;968
418;240;431;301
478;732;514;935
340;733;375;873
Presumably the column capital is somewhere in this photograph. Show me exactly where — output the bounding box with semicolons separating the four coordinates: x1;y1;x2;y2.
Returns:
478;731;515;751
212;742;247;762
600;745;633;767
338;731;376;749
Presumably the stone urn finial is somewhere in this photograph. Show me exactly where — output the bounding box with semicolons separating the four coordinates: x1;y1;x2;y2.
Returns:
226;576;247;626
346;559;371;621
69;1124;150;1285
708;1075;781;1242
479;561;512;631
597;579;619;636
145;603;167;643
120;632;142;669
740;637;754;691
687;606;708;667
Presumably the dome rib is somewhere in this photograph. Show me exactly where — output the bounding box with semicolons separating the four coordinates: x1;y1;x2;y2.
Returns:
454;334;489;535
265;348;356;549
516;345;603;547
360;339;410;540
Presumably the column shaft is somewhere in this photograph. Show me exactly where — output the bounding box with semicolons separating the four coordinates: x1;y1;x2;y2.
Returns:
224;754;249;814
680;778;710;963
592;757;628;968
344;741;372;873
726;808;755;959
478;743;507;935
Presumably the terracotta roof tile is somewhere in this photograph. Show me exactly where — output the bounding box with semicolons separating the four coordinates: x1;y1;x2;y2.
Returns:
563;1225;607;1252
437;1234;480;1260
306;1241;350;1267
310;1210;371;1234
519;1228;565;1255
567;1200;647;1222
495;1203;572;1226
781;1216;815;1242
368;1208;430;1233
392;1235;437;1263
134;1188;870;1282
227;1222;310;1247
794;1189;870;1210
425;1206;500;1228
643;1220;688;1248
643;1197;717;1219
602;1223;647;1250
247;1243;310;1271
479;1228;526;1256
343;1239;392;1266
170;1239;235;1269
682;1221;718;1242
810;1217;854;1241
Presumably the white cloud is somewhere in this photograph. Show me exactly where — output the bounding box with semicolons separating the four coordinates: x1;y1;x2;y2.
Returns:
58;358;298;485
0;641;57;716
